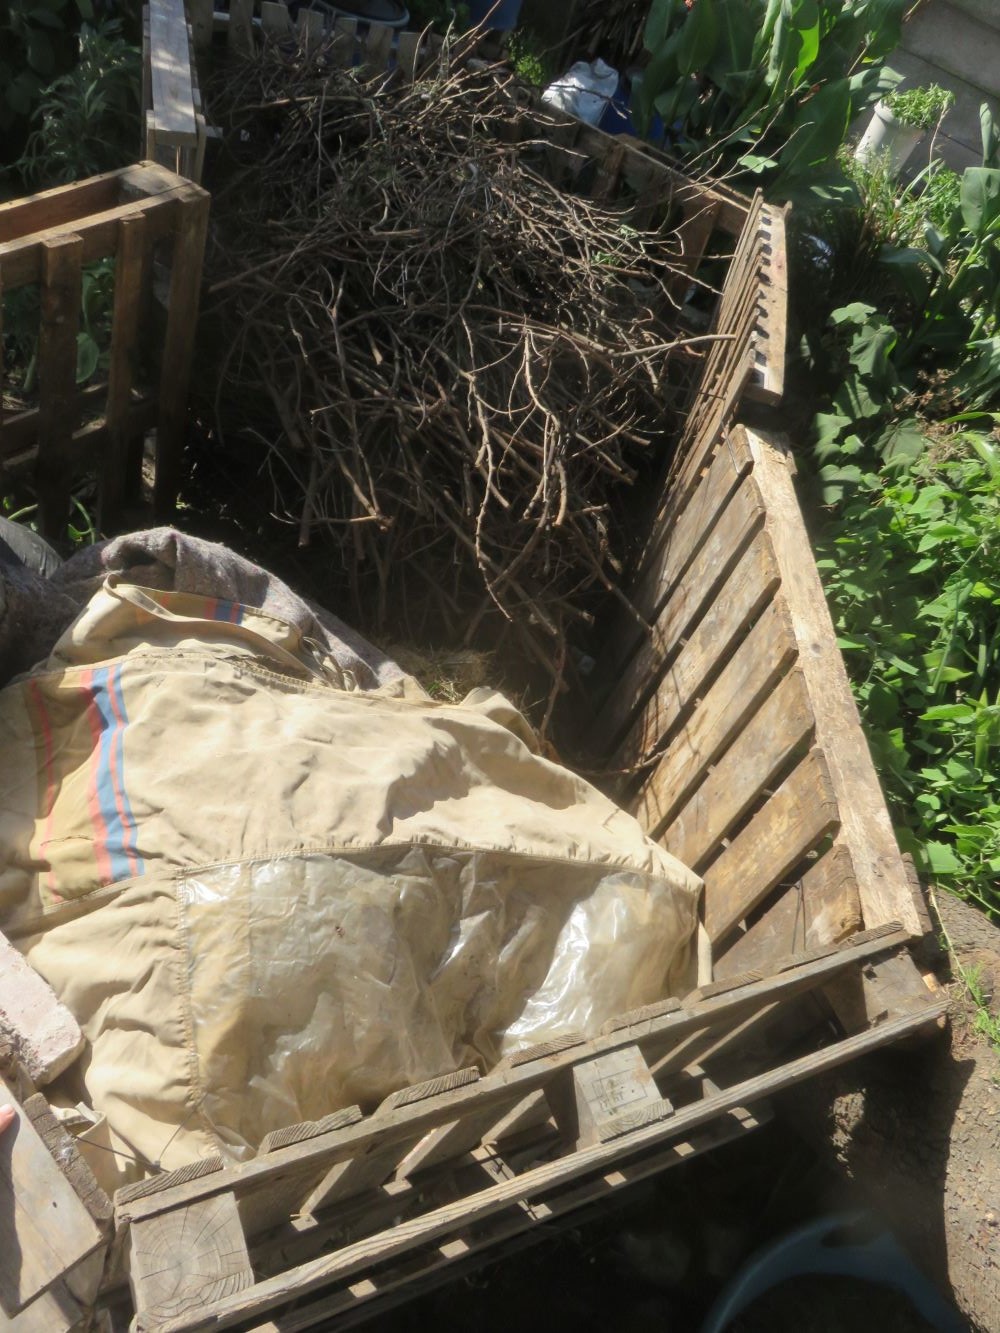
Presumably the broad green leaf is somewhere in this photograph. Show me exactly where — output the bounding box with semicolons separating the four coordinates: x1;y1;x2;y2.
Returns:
917;840;964;875
675;0;719;76
960;167;1000;237
982;101;1000;168
26;29;54;74
75;333;100;384
644;0;680;52
921;703;977;722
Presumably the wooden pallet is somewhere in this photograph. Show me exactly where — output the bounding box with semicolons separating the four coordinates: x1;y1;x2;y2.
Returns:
0;162;209;536
587;422;928;975
111;924;944;1332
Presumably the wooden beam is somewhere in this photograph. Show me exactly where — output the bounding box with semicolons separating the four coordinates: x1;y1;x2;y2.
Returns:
744;426;925;937
148;0;198;148
35;233;82;540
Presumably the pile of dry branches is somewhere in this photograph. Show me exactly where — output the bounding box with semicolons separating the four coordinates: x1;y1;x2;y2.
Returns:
200;42;707;703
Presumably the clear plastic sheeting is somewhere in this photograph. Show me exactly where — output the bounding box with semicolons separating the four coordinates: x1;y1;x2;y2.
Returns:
179;849;697;1157
4;571;702;1189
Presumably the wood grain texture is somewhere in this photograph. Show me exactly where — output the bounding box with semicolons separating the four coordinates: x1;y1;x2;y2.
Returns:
258;1107;362;1155
154;184;210;519
137;1003;947;1333
704;747;840;943
148;0;198;146
744;427;925;936
614;529;781;770
594;473;767;755
606;427;753;680
130;1192;253;1324
99;211;147;530
744;204;788;405
662;666;814;872
571;1046;670;1146
226;0;253;54
35;233;82;539
0;1075;105;1316
714;838;863;980
632;594;798;839
115;930;912;1239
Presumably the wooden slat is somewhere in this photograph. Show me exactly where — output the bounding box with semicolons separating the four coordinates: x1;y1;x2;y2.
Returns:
153;185;210;519
302;1136;426;1216
745;427;924;936
571;1045;671;1145
130;1192;254;1324
613;529;781;770
134;1002;947;1333
295;6;323;44
395;1091;530;1179
397;29;421;81
0;188;186;289
116;929;912;1238
607;427;753;679
148;0;198;147
667;199;720;297
744;204;788;405
704;747;840;943
35;233;82;540
248;1114;765;1333
1;393;156;466
99;212;146;530
0;174;125;246
714;838;862;980
331;16;356;66
258;1107;363;1156
592;473;767;755
0;1076;105;1315
188;0;213;51
632;594;798;838
227;0;253;54
363;22;394;77
260;1;291;34
662;666;814;871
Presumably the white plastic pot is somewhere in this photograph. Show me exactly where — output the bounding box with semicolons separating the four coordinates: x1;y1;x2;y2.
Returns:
854;101;923;175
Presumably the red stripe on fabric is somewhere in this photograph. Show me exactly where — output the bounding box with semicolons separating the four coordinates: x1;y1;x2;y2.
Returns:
105;665;140;876
204;596;219;620
80;669;113;885
26;680;59;898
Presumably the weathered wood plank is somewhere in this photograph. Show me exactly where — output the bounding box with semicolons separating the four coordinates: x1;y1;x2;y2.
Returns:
134;1003;947;1333
397;30;421;81
607;427;753;680
632;594;798;838
704;747;840;943
331;16;357;66
662;666;814;871
613;529;781;770
571;1045;671;1145
99;212;146;531
260;1;291;34
35;233;82;540
593;473;767;755
395;1091;529;1179
744;204;788;405
363;22;394;77
148;0;198;147
714;838;862;980
154;184;210;519
188;0;213;51
0;173;123;246
0;188;186;289
0;1076;106;1316
227;0;253;55
130;1192;254;1324
115;930;913;1237
744;426;925;937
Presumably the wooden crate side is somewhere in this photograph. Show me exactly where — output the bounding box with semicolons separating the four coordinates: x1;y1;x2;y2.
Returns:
743;426;925;938
660;665;815;873
612;527;782;770
714;838;863;980
630;592;799;839
702;747;840;943
123;991;945;1333
591;470;768;756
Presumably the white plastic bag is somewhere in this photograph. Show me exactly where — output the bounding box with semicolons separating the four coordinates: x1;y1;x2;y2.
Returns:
542;59;619;127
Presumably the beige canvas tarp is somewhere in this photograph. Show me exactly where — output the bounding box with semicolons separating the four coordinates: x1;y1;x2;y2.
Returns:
0;565;700;1193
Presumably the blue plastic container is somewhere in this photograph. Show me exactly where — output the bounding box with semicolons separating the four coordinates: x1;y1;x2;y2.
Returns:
468;0;522;30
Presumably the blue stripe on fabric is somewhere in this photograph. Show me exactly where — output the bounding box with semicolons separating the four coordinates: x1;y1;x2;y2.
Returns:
90;667;140;881
109;664;145;876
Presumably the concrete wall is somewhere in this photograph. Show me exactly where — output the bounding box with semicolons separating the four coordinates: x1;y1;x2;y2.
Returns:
890;0;1000;170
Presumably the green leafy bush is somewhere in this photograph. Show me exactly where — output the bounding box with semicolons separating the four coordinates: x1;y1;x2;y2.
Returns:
16;20;141;186
817;431;1000;909
632;0;905;204
0;0;93;159
884;81;954;131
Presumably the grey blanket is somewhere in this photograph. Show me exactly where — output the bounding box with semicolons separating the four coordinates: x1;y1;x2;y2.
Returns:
0;526;402;690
